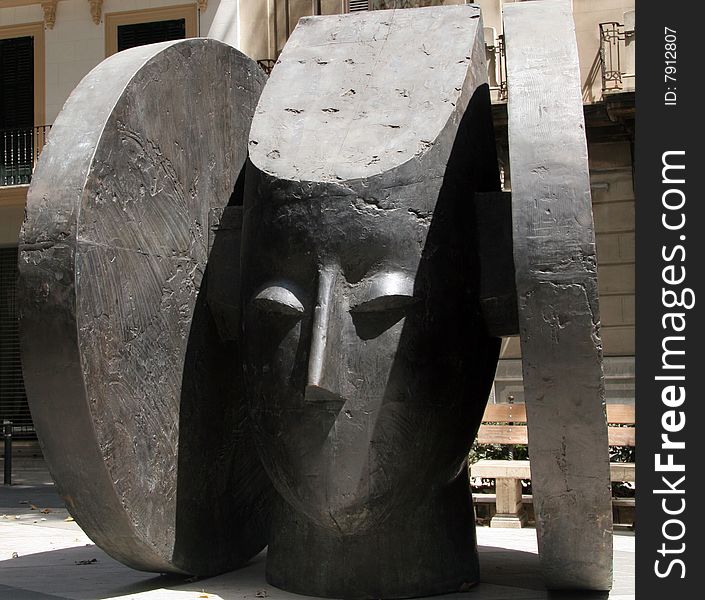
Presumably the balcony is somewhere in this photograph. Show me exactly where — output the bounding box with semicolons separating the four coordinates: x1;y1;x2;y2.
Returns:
1;125;51;187
599;21;636;95
485;31;508;104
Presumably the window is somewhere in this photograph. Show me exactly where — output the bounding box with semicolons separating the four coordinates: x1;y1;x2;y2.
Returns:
0;36;33;133
117;18;187;53
105;5;197;57
0;36;33;185
0;22;45;187
347;0;370;11
0;247;31;438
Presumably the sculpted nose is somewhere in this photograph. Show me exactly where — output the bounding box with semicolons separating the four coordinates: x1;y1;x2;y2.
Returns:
305;266;344;405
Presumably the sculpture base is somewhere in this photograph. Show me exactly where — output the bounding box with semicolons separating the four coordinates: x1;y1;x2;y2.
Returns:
266;473;479;599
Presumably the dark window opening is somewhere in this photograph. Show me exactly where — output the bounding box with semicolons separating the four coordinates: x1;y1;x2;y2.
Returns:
1;36;35;186
0;247;32;438
0;36;33;131
117;19;186;52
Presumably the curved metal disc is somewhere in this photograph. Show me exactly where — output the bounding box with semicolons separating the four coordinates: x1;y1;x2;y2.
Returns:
18;39;272;576
504;0;613;591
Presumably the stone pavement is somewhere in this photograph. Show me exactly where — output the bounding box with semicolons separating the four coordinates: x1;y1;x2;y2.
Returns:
0;466;634;600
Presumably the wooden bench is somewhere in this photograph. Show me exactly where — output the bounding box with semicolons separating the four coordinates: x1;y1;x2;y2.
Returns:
471;402;635;528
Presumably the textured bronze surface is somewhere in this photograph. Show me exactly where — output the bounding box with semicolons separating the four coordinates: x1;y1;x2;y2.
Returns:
504;0;613;590
18;39;272;576
243;6;501;598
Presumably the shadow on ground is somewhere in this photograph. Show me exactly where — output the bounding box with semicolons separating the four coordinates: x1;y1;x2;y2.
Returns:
0;483;65;515
0;544;189;600
0;480;631;600
0;541;615;600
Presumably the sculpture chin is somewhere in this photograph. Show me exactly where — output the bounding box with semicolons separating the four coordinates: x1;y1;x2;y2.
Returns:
249;395;475;536
249;408;407;535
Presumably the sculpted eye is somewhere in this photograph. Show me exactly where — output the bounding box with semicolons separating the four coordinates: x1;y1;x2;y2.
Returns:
252;285;304;316
350;272;418;314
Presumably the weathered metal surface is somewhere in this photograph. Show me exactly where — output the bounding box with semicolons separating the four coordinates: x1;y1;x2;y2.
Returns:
504;0;613;590
243;6;501;598
18;39;272;576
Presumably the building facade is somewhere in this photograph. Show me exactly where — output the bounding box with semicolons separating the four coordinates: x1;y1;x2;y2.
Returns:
0;0;635;435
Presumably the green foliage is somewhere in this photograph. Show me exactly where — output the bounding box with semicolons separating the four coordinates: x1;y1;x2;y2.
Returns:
468;441;529;465
610;444;635;463
610;445;635;497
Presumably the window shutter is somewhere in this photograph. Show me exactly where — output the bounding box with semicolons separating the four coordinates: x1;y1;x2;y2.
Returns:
117;19;187;53
348;0;370;11
0;36;34;131
0;247;32;438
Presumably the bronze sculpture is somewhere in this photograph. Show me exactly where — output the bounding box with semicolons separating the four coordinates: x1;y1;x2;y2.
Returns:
18;2;613;597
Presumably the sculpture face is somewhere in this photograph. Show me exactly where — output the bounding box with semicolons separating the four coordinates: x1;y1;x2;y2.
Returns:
241;193;497;534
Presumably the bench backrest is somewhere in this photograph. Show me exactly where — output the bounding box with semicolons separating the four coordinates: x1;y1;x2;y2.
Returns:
477;403;635;447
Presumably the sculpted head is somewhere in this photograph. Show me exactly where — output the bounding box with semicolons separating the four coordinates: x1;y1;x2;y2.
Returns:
239;8;503;596
240;12;500;596
240;8;501;541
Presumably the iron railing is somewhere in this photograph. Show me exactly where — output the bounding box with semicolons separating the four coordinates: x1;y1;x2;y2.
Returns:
599;22;635;94
1;125;51;187
487;34;508;103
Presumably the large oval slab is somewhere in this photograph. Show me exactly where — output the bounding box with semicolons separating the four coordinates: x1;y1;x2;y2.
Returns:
18;38;272;576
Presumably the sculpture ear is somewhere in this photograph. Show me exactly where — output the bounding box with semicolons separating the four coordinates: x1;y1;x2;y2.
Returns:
18;39;272;577
206;201;244;342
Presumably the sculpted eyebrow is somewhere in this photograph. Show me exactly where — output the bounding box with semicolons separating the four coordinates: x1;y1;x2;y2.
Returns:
349;272;417;312
251;285;305;316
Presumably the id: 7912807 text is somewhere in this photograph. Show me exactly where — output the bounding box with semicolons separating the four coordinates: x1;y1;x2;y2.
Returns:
664;27;677;106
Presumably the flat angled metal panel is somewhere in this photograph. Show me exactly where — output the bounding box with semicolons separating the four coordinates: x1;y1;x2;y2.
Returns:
504;0;613;590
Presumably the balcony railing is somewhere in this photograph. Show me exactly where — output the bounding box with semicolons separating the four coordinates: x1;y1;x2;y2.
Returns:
486;33;508;103
1;125;51;187
599;22;635;94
